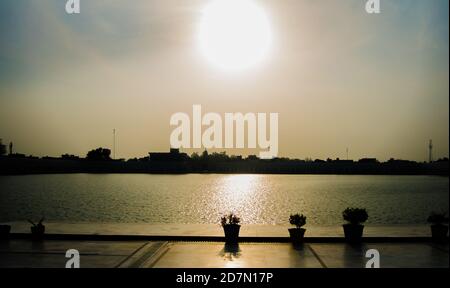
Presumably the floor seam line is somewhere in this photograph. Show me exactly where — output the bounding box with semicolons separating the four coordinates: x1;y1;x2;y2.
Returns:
142;242;171;268
115;241;150;268
307;244;327;268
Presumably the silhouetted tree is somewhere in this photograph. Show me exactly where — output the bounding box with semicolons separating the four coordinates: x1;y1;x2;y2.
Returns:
201;150;209;160
247;155;259;160
61;154;80;160
86;148;111;161
210;152;230;161
191;152;200;161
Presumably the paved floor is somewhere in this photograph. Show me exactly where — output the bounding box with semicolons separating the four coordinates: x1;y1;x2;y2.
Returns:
0;240;448;268
0;240;148;268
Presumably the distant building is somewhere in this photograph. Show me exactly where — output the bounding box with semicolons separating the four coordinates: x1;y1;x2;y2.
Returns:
335;159;354;164
387;158;413;164
358;158;379;164
149;148;189;161
0;139;6;156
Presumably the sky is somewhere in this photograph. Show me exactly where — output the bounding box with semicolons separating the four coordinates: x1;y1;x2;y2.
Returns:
0;0;448;161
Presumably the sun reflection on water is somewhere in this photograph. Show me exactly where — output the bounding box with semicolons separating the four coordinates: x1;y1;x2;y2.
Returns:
223;175;258;195
213;175;265;223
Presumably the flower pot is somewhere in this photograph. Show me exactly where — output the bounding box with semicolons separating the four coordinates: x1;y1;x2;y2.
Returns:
31;225;45;241
431;224;448;242
288;228;306;245
0;225;11;240
343;224;364;243
223;225;240;244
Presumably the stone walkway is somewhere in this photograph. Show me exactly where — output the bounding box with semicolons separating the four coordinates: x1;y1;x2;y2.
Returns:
2;222;434;237
0;240;448;268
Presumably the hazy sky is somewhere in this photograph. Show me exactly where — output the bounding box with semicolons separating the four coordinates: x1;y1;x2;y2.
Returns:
0;0;448;161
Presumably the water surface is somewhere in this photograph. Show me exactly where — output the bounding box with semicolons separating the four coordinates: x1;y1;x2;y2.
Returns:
0;174;448;225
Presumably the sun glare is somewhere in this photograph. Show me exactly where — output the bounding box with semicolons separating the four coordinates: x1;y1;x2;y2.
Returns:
198;0;272;72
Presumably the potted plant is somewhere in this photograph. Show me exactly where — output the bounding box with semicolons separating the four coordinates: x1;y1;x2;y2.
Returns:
288;214;306;245
427;212;449;242
0;225;11;240
342;208;368;243
221;213;241;244
28;217;45;241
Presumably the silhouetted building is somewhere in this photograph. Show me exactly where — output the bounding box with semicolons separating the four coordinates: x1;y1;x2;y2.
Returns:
358;158;379;164
429;139;433;163
9;153;26;158
387;158;413;164
0;139;6;156
149;148;189;161
335;159;354;164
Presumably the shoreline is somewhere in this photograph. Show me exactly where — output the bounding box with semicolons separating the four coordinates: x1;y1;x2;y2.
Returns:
1;156;448;176
1;222;435;238
1;172;449;177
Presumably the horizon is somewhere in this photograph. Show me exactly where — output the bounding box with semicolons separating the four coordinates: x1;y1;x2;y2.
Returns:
2;142;448;164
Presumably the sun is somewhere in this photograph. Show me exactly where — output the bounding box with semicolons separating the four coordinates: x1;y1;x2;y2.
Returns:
198;0;272;72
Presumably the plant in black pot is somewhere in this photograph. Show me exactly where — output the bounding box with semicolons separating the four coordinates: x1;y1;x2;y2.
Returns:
342;208;368;243
0;225;11;240
28;217;45;241
221;213;241;244
427;212;449;242
288;214;306;245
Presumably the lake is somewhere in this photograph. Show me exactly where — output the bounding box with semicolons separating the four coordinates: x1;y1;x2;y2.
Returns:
0;174;448;225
